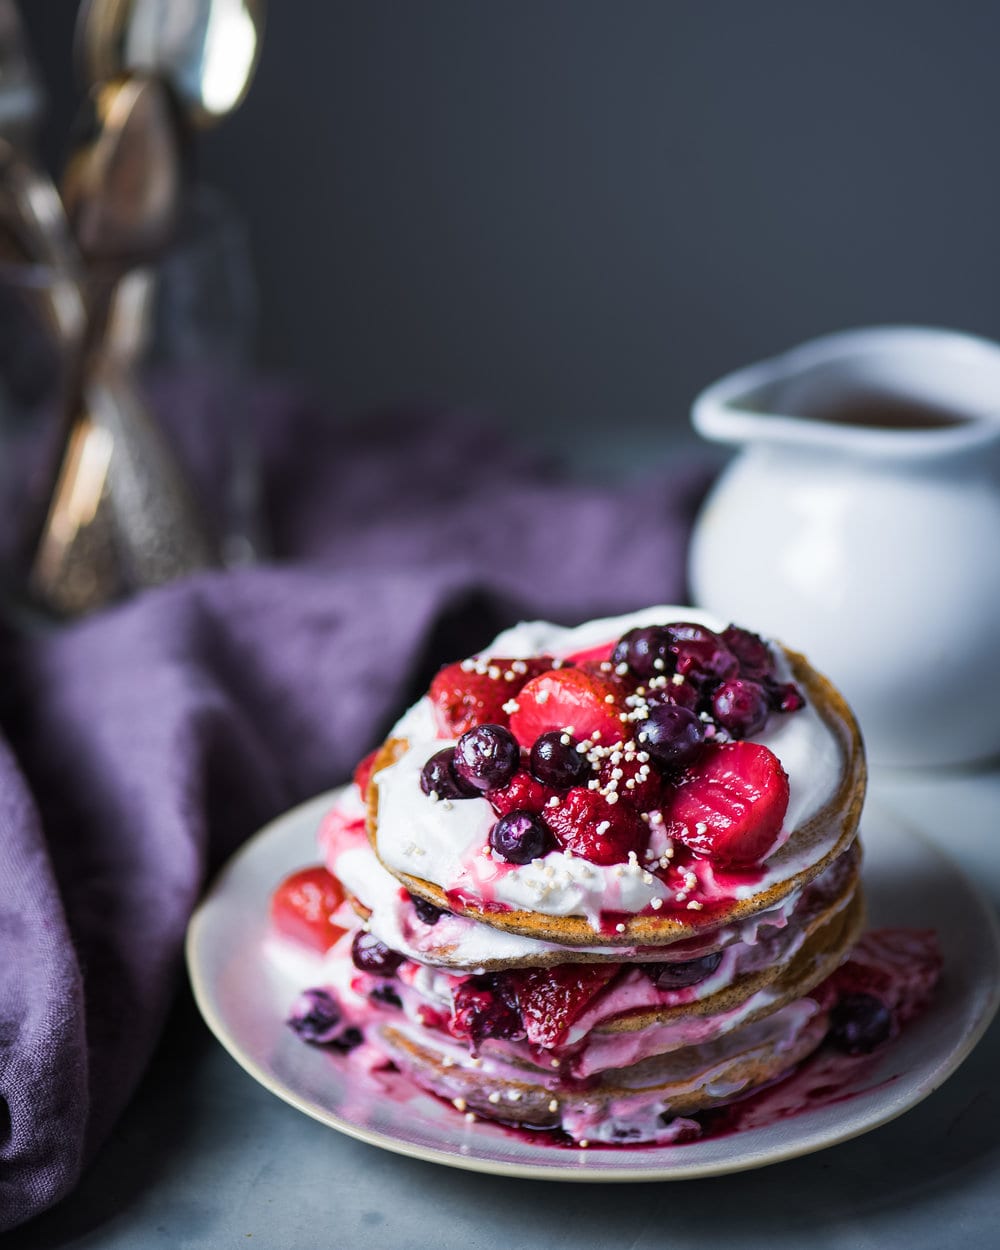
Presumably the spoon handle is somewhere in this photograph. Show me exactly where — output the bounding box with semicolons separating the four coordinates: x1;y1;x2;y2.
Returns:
29;351;220;615
28;408;123;615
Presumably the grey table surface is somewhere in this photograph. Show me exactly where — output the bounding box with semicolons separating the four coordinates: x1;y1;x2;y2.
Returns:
6;766;999;1250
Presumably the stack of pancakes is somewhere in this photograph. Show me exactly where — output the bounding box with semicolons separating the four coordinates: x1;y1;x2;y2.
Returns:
310;610;867;1145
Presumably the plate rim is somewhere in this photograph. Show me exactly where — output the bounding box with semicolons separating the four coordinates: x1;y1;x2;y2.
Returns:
185;790;1000;1182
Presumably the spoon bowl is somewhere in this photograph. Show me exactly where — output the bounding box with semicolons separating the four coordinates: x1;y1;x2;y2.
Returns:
62;71;186;269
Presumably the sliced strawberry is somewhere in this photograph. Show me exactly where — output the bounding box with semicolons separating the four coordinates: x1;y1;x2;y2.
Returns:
509;668;627;750
429;662;510;736
507;963;621;1047
545;787;647;865
486;769;558;816
661;741;789;867
429;656;555;736
353;748;379;799
271;866;347;952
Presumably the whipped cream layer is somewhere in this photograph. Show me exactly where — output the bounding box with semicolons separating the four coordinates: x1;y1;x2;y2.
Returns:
374;606;847;924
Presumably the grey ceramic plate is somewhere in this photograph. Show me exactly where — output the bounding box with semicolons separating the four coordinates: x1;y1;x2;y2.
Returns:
186;791;1000;1181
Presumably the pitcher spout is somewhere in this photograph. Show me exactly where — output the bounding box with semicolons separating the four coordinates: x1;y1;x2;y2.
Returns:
693;325;1000;463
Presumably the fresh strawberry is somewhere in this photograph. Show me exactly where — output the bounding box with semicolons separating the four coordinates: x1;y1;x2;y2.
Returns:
661;741;789;866
507;963;621;1047
271;866;347;952
429;662;510;736
429;656;555;736
509;668;626;750
353;749;379;799
545;787;647;865
487;770;557;816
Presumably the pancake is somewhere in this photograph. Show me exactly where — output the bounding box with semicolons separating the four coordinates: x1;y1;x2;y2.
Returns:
366;647;865;946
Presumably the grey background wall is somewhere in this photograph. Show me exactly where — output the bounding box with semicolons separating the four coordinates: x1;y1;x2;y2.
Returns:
23;2;1000;456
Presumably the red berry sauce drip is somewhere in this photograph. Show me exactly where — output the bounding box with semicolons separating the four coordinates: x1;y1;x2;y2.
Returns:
597;909;636;937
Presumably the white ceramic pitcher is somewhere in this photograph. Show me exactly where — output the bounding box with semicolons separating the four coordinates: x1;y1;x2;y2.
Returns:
689;325;1000;767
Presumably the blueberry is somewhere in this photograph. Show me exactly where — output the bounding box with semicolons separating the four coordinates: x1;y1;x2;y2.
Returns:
711;679;770;738
646;678;701;714
453;724;520;791
636;704;706;771
828;992;893;1054
452;975;523;1043
529;731;588;788
351;929;405;976
420;747;479;800
644;952;723;990
490;809;554;864
613;626;673;680
370;984;403;1009
666;624;739;687
287;988;342;1043
329;1026;364;1053
409;892;445;925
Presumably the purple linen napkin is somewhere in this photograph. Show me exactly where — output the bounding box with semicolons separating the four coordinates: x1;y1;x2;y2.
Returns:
0;391;713;1232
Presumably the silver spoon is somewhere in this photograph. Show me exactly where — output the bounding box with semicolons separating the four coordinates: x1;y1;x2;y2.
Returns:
62;70;185;367
76;0;266;128
64;72;186;270
29;357;218;614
